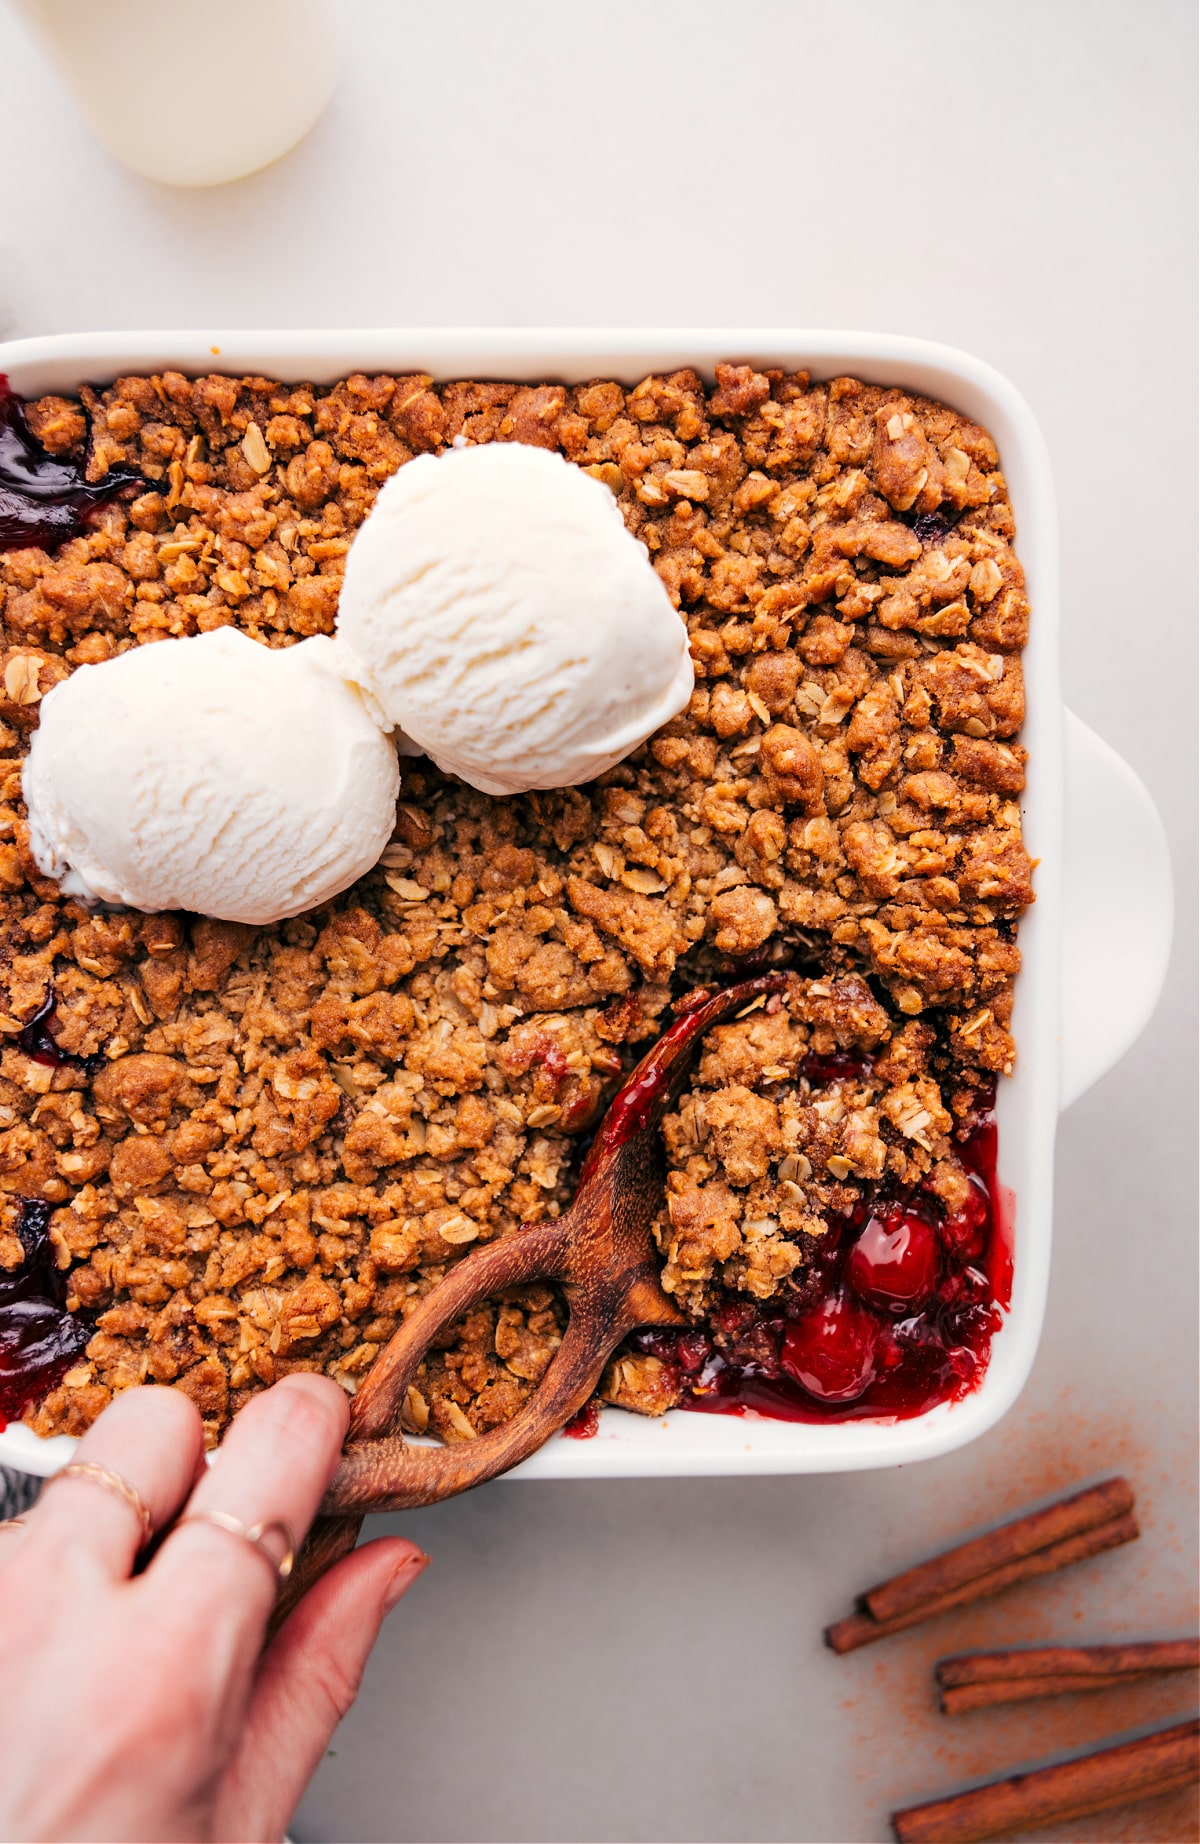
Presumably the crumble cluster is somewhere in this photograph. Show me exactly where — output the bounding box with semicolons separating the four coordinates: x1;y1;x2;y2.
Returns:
0;364;1032;1447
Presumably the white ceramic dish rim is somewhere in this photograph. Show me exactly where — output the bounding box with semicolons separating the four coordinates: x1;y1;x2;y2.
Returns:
0;324;1116;1482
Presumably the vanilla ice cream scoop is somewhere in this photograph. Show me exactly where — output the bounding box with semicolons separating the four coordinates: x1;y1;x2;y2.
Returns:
334;442;694;795
23;629;399;926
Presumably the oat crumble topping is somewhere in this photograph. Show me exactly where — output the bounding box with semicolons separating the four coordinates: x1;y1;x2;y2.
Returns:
0;364;1032;1446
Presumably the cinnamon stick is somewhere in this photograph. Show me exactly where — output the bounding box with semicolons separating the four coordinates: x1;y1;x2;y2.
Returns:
934;1639;1200;1713
891;1717;1199;1843
940;1672;1161;1714
866;1477;1134;1622
938;1639;1200;1687
826;1511;1139;1653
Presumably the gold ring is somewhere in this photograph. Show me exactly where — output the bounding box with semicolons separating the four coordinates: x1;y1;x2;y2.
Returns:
52;1461;153;1547
0;1517;26;1532
177;1510;296;1584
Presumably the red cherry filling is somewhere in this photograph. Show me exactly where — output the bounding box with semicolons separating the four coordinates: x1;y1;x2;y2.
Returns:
780;1291;880;1403
631;1082;1005;1426
847;1206;940;1314
15;990;101;1076
561;1399;601;1439
0;374;144;555
0;1200;91;1427
939;1177;990;1260
0;1299;91;1424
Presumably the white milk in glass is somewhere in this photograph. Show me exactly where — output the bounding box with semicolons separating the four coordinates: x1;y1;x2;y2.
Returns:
10;0;344;185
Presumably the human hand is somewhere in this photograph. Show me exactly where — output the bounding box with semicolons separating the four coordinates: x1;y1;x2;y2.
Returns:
0;1376;428;1842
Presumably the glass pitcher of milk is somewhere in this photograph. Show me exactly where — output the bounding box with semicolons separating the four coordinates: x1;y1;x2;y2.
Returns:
10;0;344;186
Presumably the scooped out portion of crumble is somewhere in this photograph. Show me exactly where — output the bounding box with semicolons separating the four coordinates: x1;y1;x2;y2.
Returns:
605;970;1003;1422
0;363;1032;1445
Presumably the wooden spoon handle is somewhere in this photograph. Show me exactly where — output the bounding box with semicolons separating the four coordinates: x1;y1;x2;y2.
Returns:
276;1287;612;1616
349;1217;573;1442
324;1303;617;1514
268;1508;362;1637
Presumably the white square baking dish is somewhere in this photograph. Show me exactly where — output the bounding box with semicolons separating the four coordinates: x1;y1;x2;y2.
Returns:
0;329;1173;1482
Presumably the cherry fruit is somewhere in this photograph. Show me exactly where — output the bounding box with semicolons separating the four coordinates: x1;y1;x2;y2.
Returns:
848;1206;940;1314
940;1178;990;1260
780;1291;880;1403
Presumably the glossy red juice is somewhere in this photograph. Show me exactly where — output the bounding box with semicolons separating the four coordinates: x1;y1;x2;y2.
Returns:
16;992;102;1077
0;1200;92;1428
0;374;143;555
561;1400;601;1439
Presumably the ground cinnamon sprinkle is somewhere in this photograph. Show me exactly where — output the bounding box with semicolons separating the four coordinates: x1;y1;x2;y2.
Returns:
0;365;1033;1445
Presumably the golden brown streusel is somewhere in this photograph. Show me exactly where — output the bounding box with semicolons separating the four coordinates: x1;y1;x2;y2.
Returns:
0;363;1032;1446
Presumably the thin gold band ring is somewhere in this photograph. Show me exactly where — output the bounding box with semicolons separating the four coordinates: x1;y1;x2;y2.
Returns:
52;1461;154;1547
177;1510;296;1584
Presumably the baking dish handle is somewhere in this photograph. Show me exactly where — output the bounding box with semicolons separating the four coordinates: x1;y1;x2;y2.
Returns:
1059;709;1173;1109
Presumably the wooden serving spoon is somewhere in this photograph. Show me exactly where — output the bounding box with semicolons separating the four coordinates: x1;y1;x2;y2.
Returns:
273;971;788;1622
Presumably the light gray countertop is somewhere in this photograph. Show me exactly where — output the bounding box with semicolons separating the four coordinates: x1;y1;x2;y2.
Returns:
1;3;1195;1838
